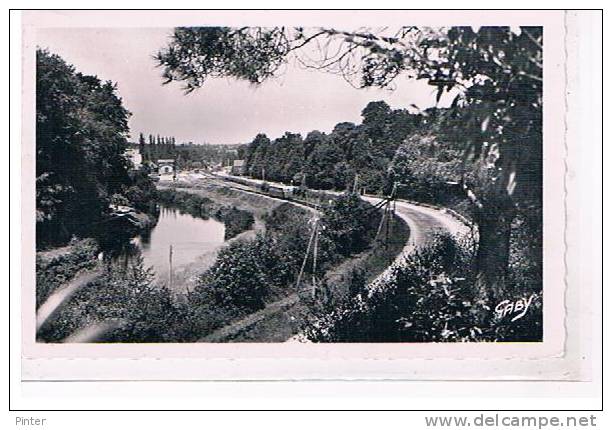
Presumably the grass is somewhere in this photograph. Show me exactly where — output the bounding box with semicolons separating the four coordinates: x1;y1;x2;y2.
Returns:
322;211;409;301
36;238;99;309
37;185;413;343
211;203;410;342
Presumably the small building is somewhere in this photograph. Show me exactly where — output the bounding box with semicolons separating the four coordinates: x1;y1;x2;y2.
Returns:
231;159;246;176
124;148;142;169
157;159;175;175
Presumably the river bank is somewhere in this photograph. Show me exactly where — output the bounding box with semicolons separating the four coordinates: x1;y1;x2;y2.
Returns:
209;207;410;342
174;179;410;342
36;181;411;343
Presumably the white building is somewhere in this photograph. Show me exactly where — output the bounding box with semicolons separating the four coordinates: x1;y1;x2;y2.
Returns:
157;159;175;175
124;148;142;169
231;159;246;175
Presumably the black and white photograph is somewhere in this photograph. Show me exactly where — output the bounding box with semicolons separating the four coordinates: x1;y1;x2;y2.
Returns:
8;6;605;420
30;21;547;345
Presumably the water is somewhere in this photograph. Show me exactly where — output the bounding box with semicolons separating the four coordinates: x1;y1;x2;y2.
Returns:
129;206;226;291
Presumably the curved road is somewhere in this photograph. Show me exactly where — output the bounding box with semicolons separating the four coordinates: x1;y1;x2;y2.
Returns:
361;196;471;297
37;177;472;343
200;189;471;342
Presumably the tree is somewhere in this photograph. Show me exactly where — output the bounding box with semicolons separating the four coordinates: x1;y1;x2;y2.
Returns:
138;133;146;161
425;27;543;302
36;49;133;246
246;133;271;179
305;137;346;190
155;26;543;302
202;236;274;311
388;133;463;204
321;193;377;257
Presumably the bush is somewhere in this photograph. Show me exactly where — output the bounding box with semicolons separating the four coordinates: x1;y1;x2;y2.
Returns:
187;197;385;338
156;189;254;239
200;236;275;312
36;238;99;308
37;256;187;343
216;206;255;239
303;233;543;343
123;170;158;214
321;193;381;257
192;204;313;318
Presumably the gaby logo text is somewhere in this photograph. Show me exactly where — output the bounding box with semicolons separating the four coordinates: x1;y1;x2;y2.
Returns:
494;294;538;322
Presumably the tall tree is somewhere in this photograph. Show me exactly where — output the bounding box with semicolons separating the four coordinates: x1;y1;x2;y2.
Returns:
138;133;146;161
36;49;132;246
155;26;543;302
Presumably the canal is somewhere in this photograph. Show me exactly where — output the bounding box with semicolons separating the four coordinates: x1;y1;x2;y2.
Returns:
129;206;226;292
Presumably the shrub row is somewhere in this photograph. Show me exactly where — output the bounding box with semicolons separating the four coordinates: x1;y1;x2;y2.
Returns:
156;188;255;239
36;238;99;309
302;233;543;343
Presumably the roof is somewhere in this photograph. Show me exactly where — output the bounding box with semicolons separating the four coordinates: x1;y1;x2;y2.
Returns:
157;159;175;163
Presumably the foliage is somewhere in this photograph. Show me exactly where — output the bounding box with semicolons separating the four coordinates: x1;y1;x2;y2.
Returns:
37;257;187;343
321;193;380;257
134;134;242;169
241;101;420;193
174;142;243;169
387;132;473;218
189;195;383;336
303;233;542;342
36;49;157;248
191;204;310;314
156;27;297;91
36;238;99;308
137;134;177;163
156;188;254;239
122;170;159;214
198;236;276;311
155;26;543;300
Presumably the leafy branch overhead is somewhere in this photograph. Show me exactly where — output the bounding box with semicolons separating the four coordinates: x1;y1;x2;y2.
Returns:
156;25;542;299
155;26;542;199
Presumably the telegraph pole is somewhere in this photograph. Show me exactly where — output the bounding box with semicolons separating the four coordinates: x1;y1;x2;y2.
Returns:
312;221;319;299
169;244;174;290
385;202;391;252
295;217;319;295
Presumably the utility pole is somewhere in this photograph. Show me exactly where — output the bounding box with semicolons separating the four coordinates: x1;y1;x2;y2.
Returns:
352;173;359;194
385;202;391;252
385;182;398;260
295;217;319;295
312;221;319;299
374;200;388;243
169;244;174;291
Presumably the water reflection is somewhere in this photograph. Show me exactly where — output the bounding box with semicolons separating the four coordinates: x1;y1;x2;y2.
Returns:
113;206;226;291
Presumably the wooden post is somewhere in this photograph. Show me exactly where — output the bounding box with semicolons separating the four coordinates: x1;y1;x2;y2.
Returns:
312;222;319;299
384;203;391;252
169;244;173;290
295;218;318;293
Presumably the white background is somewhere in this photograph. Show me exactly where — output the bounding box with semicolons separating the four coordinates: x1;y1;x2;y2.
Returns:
4;2;606;428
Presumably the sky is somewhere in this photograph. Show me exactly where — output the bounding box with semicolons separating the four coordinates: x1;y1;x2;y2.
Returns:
37;27;452;145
